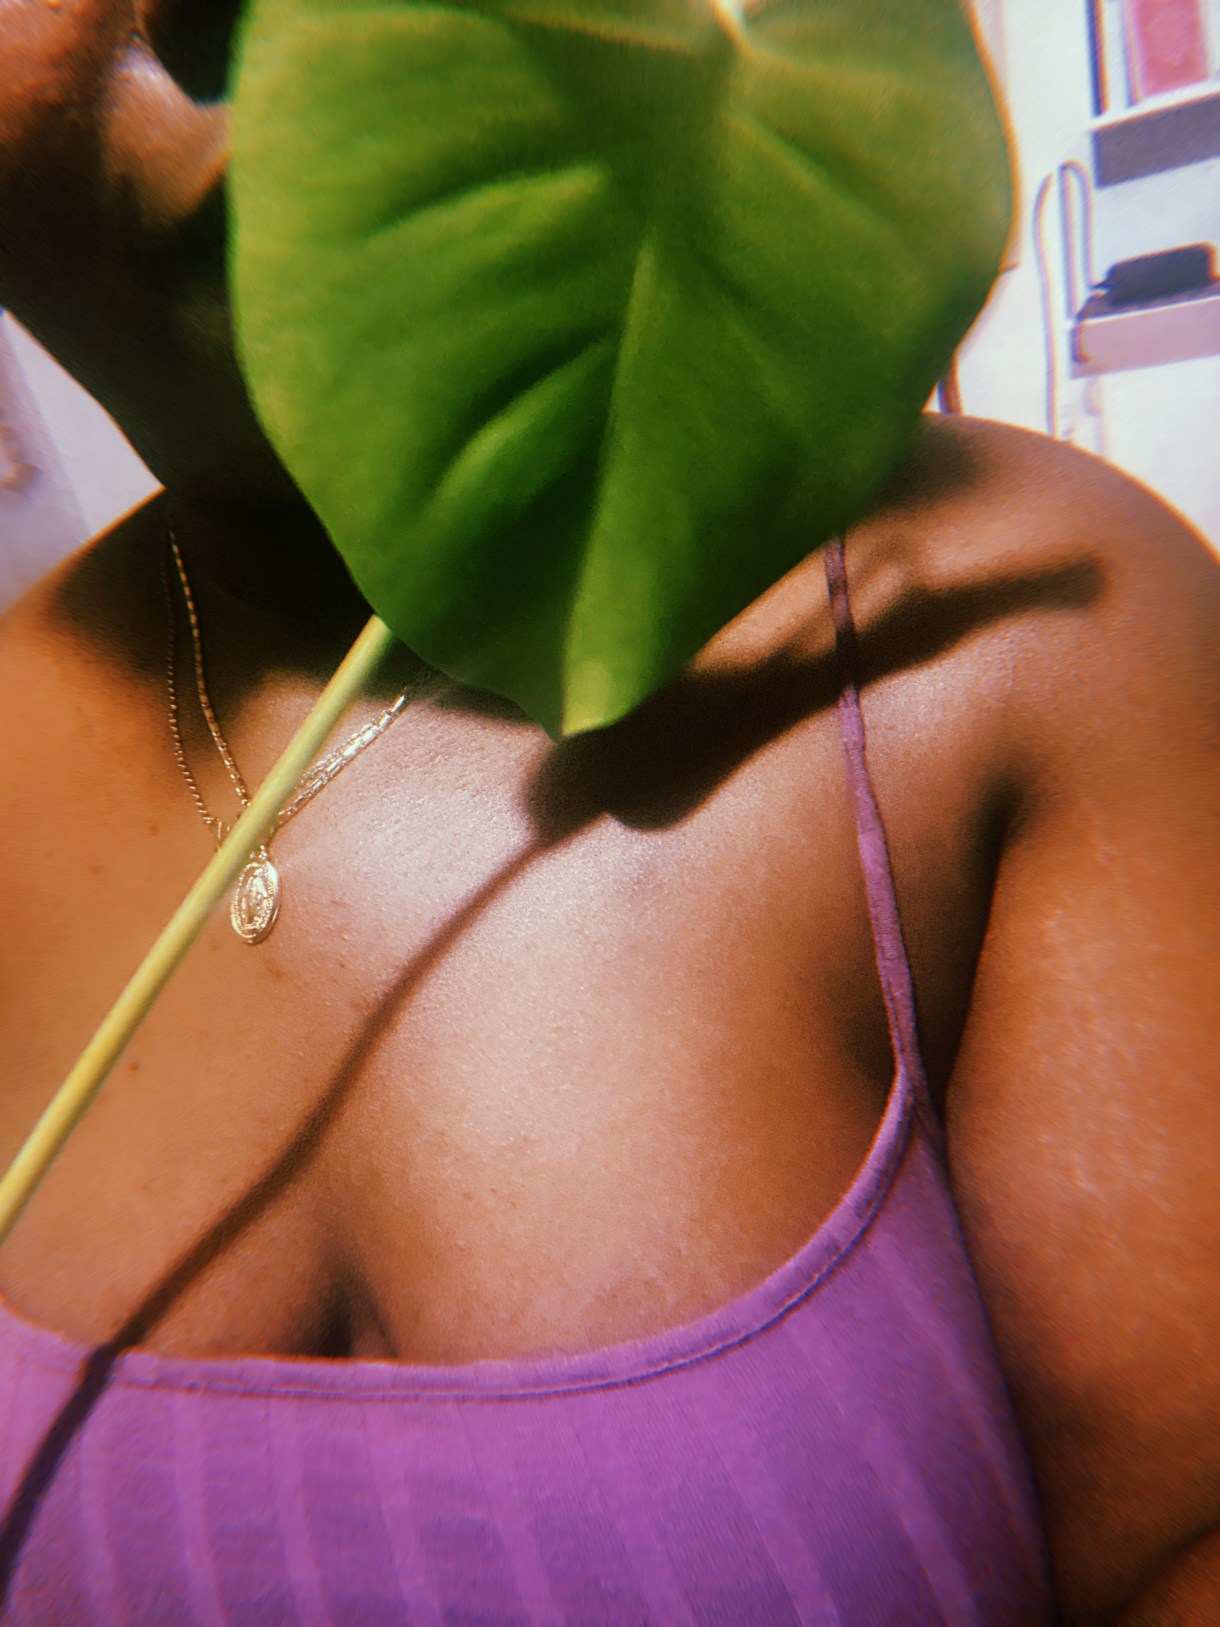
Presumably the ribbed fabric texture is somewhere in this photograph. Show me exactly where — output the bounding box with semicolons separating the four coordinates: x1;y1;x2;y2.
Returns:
0;541;1052;1623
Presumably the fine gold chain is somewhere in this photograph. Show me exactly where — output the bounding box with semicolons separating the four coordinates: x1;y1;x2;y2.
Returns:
163;528;429;940
163;533;248;844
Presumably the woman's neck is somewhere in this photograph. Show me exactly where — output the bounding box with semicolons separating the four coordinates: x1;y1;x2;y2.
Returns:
49;490;429;722
165;496;370;653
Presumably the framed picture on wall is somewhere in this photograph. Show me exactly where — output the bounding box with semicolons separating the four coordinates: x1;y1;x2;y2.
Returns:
1089;0;1220;113
1126;0;1211;98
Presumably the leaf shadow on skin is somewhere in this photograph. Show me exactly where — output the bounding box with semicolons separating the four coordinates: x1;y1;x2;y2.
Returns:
0;833;562;1603
529;554;1104;838
0;552;1101;1600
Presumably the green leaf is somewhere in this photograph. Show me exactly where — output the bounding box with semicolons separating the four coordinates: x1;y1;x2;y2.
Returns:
230;0;1010;735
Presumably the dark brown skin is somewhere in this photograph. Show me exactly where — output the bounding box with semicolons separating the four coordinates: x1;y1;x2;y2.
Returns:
1;3;1217;1621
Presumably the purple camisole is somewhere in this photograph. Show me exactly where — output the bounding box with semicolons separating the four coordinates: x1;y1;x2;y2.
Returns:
0;542;1053;1623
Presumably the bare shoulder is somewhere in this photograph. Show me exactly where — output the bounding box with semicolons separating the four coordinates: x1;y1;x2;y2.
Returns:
866;411;1216;580
901;420;1220;1622
854;413;1216;653
719;411;1217;732
840;415;1218;796
741;415;1220;1619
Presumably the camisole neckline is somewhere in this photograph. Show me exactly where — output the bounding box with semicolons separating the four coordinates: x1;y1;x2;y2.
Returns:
0;1057;914;1402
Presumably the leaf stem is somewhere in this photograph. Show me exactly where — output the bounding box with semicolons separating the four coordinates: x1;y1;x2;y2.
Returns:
0;613;400;1248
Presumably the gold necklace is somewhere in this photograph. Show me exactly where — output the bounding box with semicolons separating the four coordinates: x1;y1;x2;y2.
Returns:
164;528;429;944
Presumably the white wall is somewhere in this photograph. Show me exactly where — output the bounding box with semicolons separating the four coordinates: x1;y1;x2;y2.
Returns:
0;313;158;608
0;317;86;611
3;316;159;540
959;0;1220;550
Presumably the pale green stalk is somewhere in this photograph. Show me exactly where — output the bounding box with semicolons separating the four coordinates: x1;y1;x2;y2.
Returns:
0;613;399;1247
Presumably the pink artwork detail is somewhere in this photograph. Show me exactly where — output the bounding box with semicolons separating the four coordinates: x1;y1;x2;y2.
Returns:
1123;0;1210;100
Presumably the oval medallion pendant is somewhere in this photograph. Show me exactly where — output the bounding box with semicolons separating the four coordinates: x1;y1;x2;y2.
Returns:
230;848;281;944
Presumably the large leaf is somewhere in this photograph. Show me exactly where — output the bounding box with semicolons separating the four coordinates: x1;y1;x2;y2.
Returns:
230;0;1010;735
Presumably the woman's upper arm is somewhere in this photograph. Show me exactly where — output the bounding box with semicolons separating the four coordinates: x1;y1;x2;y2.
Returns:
942;463;1219;1623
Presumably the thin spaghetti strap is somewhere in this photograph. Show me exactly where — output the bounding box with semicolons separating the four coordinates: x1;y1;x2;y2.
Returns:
824;538;937;1129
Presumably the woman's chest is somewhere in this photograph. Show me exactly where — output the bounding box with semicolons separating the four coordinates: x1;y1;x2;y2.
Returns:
0;1119;1053;1627
0;629;992;1363
0;729;865;1350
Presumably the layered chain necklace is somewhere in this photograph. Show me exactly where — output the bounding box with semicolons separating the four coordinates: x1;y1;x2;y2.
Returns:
163;529;430;944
